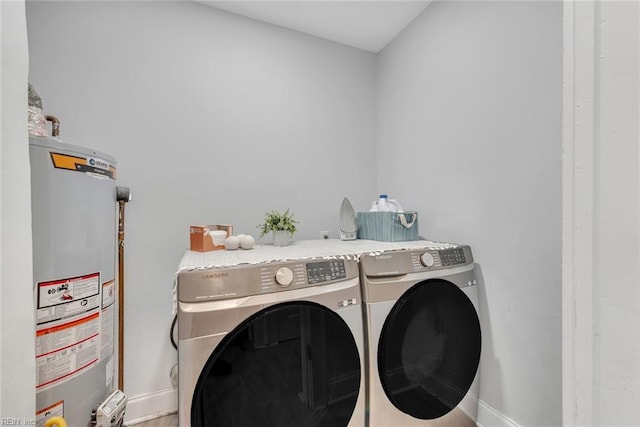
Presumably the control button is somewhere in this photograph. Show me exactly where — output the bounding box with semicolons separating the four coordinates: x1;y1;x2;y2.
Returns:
275;267;294;287
338;298;357;308
420;252;435;267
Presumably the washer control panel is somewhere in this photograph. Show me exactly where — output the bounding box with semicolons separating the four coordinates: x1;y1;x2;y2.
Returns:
179;258;358;302
306;260;346;284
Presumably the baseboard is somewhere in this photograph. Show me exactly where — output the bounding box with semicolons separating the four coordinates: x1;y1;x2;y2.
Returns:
477;399;520;427
124;387;177;424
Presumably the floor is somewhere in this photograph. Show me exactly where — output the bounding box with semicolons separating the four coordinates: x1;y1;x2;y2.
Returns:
128;413;178;426
127;409;476;426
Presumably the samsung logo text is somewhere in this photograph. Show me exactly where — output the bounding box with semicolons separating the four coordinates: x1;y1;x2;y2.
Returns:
201;273;229;279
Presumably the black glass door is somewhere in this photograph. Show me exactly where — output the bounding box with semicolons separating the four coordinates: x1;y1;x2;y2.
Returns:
192;301;361;427
378;279;481;420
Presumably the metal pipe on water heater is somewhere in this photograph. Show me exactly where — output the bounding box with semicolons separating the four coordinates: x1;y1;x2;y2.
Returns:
45;115;60;137
116;186;132;391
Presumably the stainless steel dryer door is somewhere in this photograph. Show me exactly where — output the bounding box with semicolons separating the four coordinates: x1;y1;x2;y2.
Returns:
378;279;481;420
191;301;361;427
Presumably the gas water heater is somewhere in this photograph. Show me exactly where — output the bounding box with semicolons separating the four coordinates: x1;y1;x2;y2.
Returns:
30;135;125;426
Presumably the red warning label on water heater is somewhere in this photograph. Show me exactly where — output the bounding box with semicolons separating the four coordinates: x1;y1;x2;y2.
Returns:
35;311;100;392
34;273;102;392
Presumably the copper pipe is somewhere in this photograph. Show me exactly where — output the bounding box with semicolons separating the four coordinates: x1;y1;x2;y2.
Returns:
45;115;60;137
118;200;126;391
116;186;131;392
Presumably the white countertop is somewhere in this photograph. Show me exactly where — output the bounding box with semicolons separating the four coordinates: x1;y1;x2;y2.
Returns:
177;238;459;273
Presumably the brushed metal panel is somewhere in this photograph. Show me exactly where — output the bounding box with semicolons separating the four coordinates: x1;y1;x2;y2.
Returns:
360;248;480;426
178;257;365;427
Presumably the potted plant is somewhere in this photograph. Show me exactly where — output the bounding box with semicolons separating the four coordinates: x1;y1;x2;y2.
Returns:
258;209;298;247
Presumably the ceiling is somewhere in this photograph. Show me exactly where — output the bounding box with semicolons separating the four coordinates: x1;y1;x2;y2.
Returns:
196;1;432;53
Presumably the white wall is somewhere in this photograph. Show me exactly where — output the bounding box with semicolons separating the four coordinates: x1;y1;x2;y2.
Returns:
26;1;376;420
376;2;562;426
564;1;640;425
0;0;36;421
21;1;640;425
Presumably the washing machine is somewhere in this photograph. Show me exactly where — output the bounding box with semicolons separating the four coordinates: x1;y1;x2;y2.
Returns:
359;244;481;427
177;256;365;427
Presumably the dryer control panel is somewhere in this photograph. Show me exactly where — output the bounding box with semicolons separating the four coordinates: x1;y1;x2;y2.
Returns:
439;248;467;266
413;247;467;269
361;245;474;278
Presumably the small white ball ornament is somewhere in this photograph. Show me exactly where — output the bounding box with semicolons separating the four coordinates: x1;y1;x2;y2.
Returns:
224;235;240;250
239;235;255;250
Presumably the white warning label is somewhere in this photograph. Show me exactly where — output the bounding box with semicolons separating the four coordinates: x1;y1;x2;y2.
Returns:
36;400;64;427
38;273;100;308
36;273;100;325
100;280;115;361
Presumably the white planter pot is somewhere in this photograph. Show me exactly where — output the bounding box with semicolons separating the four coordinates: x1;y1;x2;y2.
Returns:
272;230;291;247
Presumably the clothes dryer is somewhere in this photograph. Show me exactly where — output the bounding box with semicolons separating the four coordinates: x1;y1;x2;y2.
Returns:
177;256;365;427
360;245;481;427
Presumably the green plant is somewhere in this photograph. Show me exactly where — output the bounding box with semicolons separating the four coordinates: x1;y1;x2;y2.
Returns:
258;209;298;238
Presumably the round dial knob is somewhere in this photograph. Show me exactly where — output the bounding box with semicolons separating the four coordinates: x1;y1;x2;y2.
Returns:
420;252;435;268
275;267;294;287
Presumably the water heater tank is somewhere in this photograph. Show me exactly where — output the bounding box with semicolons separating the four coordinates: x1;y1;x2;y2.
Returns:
30;136;117;426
